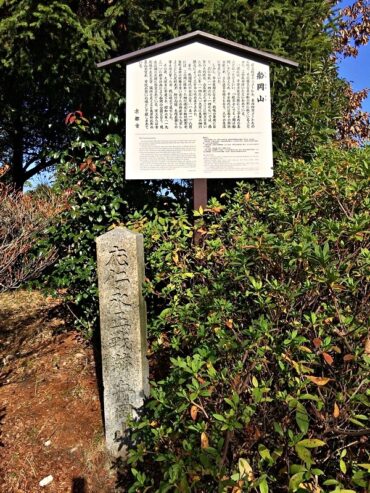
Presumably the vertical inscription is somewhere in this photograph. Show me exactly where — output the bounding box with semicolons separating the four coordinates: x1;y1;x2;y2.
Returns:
96;227;149;456
126;43;273;180
137;58;268;132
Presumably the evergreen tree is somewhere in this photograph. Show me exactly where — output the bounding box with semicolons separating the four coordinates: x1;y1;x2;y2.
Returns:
105;0;350;158
0;0;116;188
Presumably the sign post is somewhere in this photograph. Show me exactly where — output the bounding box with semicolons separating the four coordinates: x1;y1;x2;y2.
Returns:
97;31;298;453
193;178;207;212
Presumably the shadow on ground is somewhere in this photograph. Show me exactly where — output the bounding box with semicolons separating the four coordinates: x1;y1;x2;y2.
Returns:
0;290;115;493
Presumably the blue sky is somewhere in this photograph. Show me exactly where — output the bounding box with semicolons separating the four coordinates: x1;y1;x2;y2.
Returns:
337;1;370;112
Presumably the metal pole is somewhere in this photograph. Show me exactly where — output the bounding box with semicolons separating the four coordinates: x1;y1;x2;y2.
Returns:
193;178;207;211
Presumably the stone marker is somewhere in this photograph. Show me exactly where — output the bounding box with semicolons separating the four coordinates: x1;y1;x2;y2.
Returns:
96;227;149;456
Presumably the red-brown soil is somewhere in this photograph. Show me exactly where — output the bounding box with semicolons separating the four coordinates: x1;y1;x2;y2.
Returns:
0;290;116;493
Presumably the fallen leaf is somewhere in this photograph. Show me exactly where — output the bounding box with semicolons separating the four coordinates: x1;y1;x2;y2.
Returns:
282;353;294;364
322;352;334;365
313;338;322;348
190;405;198;421
225;319;233;329
245;424;262;441
307;376;332;386
201;432;209;449
331;283;345;292
333;402;340;418
244;192;251;202
343;354;355;362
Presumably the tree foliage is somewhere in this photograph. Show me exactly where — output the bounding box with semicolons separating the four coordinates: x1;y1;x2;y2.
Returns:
0;0;116;188
336;0;370;57
103;0;368;156
334;0;370;147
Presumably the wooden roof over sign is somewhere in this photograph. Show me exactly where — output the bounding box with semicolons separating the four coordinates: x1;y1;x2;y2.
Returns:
97;30;299;69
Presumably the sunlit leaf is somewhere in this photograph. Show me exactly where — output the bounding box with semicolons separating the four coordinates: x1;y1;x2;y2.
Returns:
296;403;309;434
289;472;305;492
190;405;198;421
259;477;269;493
297;439;326;448
200;432;209;449
238;458;254;481
295;445;312;466
307;376;332;386
333;402;340;418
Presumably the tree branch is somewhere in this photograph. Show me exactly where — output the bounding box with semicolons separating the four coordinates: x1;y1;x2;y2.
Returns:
23;156;57;182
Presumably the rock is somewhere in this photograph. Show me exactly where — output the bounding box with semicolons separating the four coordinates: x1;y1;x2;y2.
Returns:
39;475;53;487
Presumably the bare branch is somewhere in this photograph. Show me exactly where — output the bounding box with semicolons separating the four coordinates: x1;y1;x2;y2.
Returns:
0;177;67;292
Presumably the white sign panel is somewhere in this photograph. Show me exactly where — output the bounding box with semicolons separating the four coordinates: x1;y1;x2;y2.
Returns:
126;42;273;179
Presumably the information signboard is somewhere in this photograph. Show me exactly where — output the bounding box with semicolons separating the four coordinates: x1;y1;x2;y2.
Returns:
126;42;273;180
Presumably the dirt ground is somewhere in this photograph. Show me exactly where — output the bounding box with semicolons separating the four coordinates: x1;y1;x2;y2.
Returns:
0;290;116;493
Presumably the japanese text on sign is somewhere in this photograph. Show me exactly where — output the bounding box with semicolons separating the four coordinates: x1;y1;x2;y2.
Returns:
126;42;273;179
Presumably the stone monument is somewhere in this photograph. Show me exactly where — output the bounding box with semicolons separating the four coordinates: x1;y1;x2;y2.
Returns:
96;227;149;456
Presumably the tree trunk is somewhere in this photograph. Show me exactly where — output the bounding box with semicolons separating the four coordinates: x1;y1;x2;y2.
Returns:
10;114;25;191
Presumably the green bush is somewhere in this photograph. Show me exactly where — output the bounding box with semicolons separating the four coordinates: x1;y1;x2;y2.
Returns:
39;122;125;334
44;139;369;491
121;145;370;492
41;118;181;335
